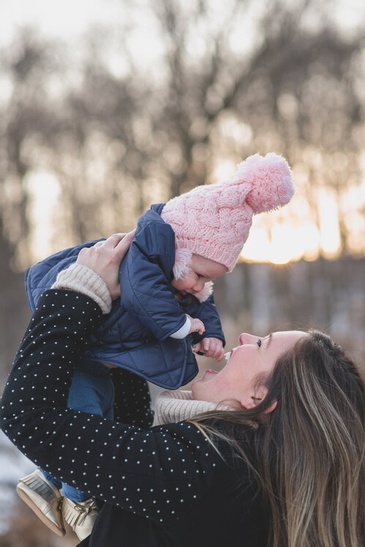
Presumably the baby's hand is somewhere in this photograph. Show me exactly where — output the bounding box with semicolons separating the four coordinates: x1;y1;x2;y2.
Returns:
188;317;205;335
194;337;225;361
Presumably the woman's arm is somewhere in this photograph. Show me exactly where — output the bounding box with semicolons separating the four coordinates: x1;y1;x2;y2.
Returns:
0;290;225;522
0;235;230;524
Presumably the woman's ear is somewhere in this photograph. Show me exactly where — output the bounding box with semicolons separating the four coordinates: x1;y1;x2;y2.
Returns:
261;399;278;415
240;386;277;415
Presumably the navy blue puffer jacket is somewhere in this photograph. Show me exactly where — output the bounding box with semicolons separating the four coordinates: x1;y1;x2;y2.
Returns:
25;204;225;389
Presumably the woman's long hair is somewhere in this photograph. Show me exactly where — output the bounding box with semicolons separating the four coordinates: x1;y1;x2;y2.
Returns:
191;330;365;546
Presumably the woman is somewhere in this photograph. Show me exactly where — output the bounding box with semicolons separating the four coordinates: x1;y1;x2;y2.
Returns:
1;234;365;546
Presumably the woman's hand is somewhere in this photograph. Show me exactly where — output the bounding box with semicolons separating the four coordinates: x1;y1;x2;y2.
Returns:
76;231;135;300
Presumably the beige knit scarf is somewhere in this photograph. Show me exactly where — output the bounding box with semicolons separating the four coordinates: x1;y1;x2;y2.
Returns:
153;390;234;426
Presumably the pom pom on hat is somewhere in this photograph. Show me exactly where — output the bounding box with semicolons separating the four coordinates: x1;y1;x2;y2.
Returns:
234;152;294;213
161;152;294;272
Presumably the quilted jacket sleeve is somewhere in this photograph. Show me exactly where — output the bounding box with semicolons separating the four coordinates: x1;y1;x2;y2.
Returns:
120;221;189;341
193;294;225;344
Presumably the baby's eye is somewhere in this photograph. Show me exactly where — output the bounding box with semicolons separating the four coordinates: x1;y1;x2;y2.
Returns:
257;339;262;348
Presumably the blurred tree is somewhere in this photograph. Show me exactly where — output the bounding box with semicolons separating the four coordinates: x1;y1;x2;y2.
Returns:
6;0;359;259
0;29;63;266
0;0;365;370
34;0;364;256
0;31;60;376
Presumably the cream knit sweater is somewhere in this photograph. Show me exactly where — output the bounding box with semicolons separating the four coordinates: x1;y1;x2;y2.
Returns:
153;390;234;425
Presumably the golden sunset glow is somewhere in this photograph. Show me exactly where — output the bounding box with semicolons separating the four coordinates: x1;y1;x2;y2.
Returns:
240;191;344;265
26;161;364;266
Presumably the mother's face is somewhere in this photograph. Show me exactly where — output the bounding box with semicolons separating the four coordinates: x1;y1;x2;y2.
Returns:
191;330;306;408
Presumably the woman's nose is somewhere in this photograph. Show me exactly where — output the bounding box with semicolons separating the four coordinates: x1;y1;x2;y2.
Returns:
238;333;256;345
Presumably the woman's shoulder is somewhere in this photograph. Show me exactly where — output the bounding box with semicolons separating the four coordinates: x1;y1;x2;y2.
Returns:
153;418;258;471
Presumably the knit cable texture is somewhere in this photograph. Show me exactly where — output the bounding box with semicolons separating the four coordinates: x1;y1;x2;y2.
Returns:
52;263;112;314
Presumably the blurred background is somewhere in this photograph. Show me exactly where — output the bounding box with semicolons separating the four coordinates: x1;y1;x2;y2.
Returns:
1;0;365;544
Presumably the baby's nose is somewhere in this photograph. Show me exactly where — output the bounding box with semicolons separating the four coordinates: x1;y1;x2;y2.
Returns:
193;279;205;292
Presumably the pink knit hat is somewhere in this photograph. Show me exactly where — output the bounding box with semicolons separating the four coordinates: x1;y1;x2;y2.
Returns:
161;152;294;274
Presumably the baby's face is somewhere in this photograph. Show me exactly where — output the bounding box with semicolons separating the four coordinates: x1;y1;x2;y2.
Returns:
171;254;227;295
